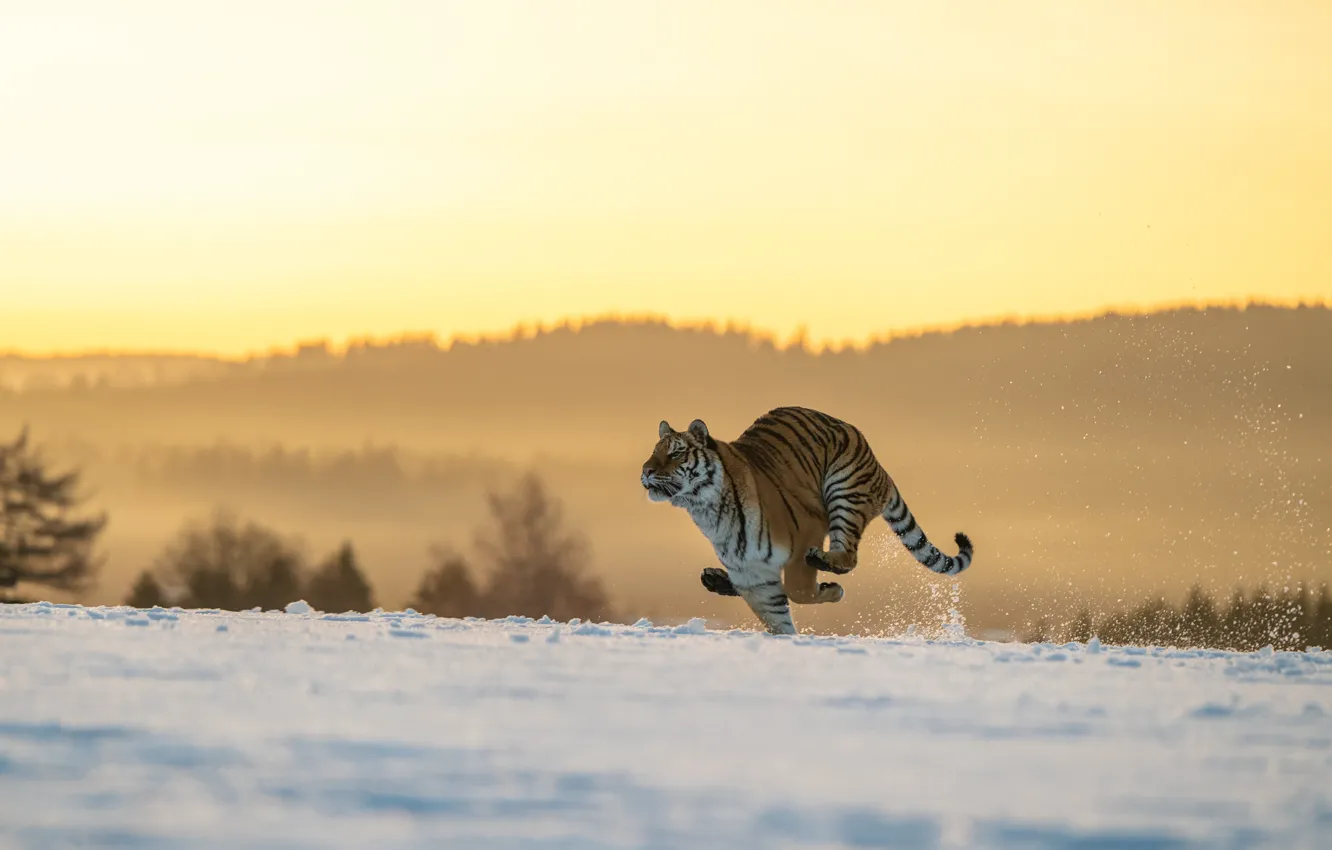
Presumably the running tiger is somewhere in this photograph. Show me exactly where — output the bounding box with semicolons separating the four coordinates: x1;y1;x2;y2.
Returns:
640;406;974;635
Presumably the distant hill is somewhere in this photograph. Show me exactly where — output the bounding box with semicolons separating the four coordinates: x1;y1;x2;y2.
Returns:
3;304;1328;635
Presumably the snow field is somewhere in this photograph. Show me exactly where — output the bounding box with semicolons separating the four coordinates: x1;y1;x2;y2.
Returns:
1;601;1330;849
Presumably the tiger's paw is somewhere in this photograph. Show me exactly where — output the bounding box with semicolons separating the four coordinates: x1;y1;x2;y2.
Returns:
700;567;739;597
805;548;853;575
816;582;845;604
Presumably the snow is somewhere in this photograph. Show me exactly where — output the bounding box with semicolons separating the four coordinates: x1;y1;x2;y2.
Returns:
1;602;1330;849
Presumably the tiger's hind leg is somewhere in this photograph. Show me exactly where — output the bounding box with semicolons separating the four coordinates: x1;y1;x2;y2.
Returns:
805;548;855;575
783;557;845;604
700;567;739;597
816;582;845;603
804;511;872;576
806;480;886;575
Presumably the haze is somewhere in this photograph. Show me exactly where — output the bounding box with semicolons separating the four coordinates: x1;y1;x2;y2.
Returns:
3;306;1328;637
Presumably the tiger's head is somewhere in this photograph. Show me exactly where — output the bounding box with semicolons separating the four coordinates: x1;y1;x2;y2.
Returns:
641;419;719;503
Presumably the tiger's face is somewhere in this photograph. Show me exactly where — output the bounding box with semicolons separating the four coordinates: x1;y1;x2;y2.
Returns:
641;419;717;503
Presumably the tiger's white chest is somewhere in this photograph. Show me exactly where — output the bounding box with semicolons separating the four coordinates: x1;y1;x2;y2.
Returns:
677;465;786;581
714;535;790;568
696;503;788;571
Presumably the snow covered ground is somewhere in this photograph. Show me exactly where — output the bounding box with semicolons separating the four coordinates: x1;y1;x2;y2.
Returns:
1;602;1329;849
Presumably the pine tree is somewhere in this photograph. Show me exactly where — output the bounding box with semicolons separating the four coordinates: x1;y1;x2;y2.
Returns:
246;551;303;612
1269;584;1308;651
1221;587;1253;651
124;570;167;609
1066;608;1095;644
1020;616;1053;644
1178;585;1220;648
1247;584;1282;650
1119;597;1174;647
410;547;482;618
306;542;375;613
0;427;107;600
1308;584;1332;651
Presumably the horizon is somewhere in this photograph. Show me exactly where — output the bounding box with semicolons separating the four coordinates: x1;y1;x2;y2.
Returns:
4;296;1327;361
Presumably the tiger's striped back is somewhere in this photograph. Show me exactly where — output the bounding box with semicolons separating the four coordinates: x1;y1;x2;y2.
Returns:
734;407;972;577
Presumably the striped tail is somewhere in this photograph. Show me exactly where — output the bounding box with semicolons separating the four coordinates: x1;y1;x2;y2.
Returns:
881;484;974;576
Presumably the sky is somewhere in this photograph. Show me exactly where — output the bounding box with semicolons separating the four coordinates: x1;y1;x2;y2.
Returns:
3;0;1330;356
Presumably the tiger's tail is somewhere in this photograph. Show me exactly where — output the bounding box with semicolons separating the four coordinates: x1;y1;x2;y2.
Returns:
880;483;974;576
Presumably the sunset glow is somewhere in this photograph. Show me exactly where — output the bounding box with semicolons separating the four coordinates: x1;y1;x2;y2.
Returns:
4;0;1330;355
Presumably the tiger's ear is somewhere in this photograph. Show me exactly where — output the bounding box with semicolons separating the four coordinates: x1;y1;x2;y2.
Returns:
688;419;710;443
659;420;673;439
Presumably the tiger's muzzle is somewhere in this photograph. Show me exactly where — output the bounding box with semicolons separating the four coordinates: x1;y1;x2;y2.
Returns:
641;465;678;501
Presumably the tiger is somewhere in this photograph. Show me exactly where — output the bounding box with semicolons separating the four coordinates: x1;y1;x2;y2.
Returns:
640;406;974;635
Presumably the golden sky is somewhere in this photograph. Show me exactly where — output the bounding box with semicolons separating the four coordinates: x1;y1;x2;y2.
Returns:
3;0;1330;356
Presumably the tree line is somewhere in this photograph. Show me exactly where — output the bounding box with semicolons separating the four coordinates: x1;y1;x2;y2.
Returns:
2;427;614;622
1024;583;1332;651
126;471;615;622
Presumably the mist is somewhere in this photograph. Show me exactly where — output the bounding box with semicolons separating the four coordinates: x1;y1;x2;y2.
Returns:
2;303;1328;636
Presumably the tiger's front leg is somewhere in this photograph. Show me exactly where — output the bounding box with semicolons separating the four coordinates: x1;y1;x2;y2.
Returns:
731;574;797;636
